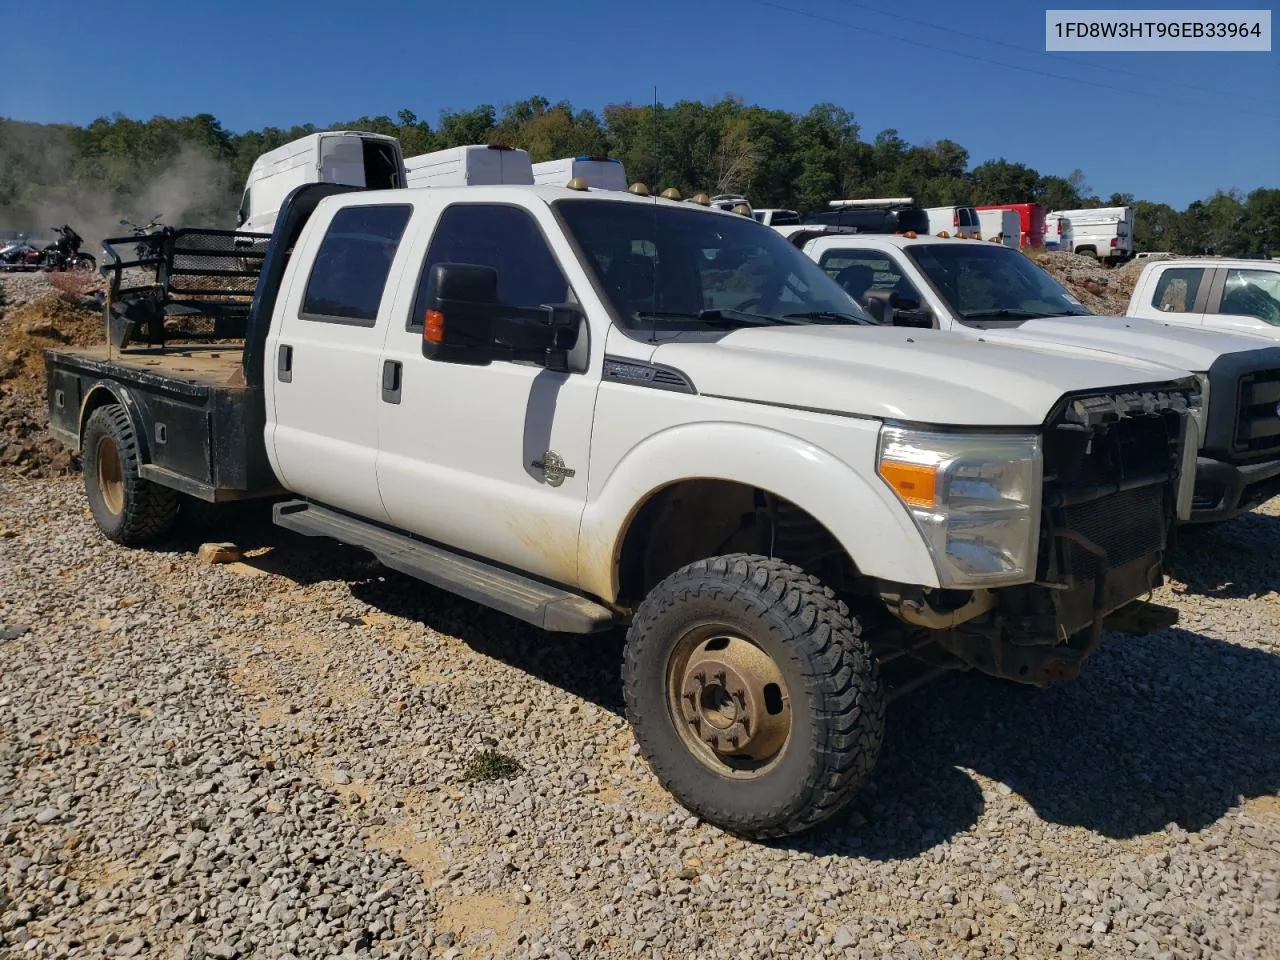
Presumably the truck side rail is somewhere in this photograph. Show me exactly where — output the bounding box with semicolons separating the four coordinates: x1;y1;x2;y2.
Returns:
100;227;271;350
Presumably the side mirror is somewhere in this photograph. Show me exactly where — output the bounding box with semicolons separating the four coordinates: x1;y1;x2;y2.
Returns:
422;263;584;371
421;263;500;366
864;289;934;329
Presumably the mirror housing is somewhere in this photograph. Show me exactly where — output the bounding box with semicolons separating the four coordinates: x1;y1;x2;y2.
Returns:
863;289;934;328
421;263;584;371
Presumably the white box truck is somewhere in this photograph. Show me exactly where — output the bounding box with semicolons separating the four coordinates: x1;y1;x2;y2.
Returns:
403;144;534;188
235;131;406;234
530;155;628;191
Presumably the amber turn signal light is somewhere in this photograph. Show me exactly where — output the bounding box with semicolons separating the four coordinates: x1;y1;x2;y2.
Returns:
425;309;445;344
878;460;938;508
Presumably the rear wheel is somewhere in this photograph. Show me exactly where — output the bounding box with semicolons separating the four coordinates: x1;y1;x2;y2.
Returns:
622;554;884;839
82;404;179;545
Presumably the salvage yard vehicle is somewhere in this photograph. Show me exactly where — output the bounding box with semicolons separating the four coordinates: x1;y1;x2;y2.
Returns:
235;131;406;233
1046;206;1135;265
404;144;534;188
1125;257;1280;338
530;154;628;191
47;180;1201;840
792;230;1280;525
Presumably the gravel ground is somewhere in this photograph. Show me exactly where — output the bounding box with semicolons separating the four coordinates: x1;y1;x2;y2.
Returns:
2;479;1278;960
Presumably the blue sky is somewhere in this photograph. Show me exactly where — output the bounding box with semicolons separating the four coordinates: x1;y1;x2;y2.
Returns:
0;0;1275;207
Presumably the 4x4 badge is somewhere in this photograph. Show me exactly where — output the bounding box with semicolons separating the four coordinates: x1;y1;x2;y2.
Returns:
532;450;576;487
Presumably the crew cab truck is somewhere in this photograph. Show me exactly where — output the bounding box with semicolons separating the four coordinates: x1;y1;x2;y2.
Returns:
794;232;1280;523
46;181;1198;840
1126;257;1280;338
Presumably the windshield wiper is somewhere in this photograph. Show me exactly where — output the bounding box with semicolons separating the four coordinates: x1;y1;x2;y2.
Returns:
779;310;868;325
959;309;1052;321
632;308;807;327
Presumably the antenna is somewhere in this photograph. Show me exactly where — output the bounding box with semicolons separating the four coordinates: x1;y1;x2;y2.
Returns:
649;83;659;345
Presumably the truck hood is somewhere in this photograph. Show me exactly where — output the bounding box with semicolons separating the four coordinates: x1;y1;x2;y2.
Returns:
649;325;1188;427
982;315;1277;372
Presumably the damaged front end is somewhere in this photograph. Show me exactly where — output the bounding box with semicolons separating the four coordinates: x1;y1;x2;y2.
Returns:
880;381;1199;687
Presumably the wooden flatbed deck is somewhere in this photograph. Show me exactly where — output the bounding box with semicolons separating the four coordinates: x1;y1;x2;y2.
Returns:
58;345;247;388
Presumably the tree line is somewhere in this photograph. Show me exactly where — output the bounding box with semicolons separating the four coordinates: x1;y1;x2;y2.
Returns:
1;96;1276;256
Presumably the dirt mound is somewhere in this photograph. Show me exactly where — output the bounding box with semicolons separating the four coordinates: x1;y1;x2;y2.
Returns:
0;278;103;478
1021;250;1137;315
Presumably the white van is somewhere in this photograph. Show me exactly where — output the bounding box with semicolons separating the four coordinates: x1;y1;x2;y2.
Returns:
977;209;1020;248
924;205;982;237
530;155;628;191
236;131;406;234
404;145;534;188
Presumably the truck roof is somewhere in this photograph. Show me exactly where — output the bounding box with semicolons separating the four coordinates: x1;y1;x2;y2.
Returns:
321;182;753;216
1134;256;1278;271
801;232;999;251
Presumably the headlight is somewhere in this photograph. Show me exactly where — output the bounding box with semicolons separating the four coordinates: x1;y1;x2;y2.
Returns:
877;426;1042;588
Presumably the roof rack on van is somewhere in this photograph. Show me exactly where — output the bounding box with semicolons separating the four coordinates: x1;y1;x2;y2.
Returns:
828;197;916;209
575;155;622;163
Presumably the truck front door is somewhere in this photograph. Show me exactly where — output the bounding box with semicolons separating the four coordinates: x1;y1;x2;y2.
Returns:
375;200;599;588
265;201;415;522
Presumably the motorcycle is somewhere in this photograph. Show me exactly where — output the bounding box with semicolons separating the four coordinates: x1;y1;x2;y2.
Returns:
118;215;164;261
38;225;96;273
0;234;42;271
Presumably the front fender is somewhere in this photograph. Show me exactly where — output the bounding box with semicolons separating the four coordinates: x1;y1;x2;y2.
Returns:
577;420;939;602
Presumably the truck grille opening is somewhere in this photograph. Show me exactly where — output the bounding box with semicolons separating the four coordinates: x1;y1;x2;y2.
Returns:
1038;387;1192;637
1234;369;1280;455
1059;484;1166;605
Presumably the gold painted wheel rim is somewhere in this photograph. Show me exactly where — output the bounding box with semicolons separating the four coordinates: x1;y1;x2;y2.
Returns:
666;626;792;779
96;436;124;516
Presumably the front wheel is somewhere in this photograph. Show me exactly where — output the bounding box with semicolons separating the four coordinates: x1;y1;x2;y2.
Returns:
81;404;179;545
622;554;885;839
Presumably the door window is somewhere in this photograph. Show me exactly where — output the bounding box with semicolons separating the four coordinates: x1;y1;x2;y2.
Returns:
1218;269;1280;325
1150;267;1204;313
300;204;412;326
409;204;569;330
819;250;924;308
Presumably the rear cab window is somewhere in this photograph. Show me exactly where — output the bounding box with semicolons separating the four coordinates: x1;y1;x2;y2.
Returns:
301;204;413;326
1151;267;1204;314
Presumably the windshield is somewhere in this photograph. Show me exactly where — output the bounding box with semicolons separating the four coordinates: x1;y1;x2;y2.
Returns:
905;243;1092;326
554;198;871;333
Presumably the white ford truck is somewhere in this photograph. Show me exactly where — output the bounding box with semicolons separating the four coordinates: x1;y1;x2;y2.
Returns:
47;182;1199;840
1125;256;1280;339
789;230;1280;525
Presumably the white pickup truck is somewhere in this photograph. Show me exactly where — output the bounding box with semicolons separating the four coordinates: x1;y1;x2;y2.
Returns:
48;182;1198;840
789;230;1280;524
1125;257;1280;338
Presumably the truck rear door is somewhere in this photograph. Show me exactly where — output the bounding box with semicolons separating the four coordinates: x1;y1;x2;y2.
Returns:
373;198;601;588
1140;263;1212;328
264;199;415;522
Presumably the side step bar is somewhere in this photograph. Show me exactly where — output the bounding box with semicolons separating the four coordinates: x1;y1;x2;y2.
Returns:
272;500;616;635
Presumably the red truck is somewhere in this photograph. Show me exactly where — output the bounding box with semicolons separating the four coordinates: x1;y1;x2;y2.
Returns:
975;202;1045;248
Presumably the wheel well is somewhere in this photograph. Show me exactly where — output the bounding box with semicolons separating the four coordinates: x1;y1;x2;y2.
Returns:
616;479;859;606
79;387;121;441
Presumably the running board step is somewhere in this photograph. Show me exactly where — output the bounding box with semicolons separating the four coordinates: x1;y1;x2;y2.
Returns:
272;500;615;635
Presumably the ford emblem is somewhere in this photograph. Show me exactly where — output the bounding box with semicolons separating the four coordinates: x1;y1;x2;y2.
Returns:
1275;401;1280;417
